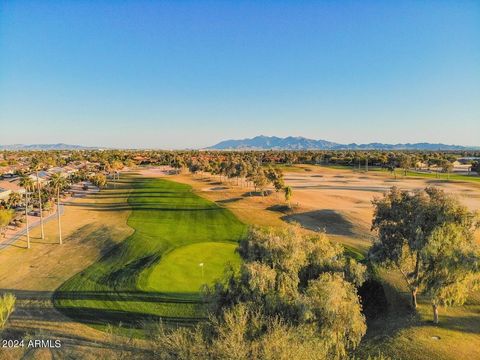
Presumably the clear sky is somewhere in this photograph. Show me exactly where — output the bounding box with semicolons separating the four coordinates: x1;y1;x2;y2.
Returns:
1;1;479;149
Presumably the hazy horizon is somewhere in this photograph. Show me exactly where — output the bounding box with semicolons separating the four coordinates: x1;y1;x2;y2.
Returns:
1;134;479;151
1;1;479;148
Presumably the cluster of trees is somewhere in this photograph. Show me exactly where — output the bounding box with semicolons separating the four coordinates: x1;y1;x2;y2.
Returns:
140;149;479;175
150;227;369;360
370;187;480;323
185;156;294;203
3;149;479;180
89;173;107;188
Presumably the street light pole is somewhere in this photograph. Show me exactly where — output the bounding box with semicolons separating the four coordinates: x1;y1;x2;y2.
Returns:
24;191;30;249
36;170;45;240
57;186;62;245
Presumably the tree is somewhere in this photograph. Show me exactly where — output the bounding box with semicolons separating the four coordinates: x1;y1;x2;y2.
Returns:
49;173;67;245
19;174;34;192
0;293;15;329
387;163;396;179
90;173;107;188
369;186;478;312
31;157;45;240
440;160;454;179
153;227;367;360
471;161;480;175
284;186;293;208
253;170;268;195
6;191;21;209
265;167;284;195
421;224;480;323
208;227;366;358
301;273;366;358
399;154;412;176
0;209;13;238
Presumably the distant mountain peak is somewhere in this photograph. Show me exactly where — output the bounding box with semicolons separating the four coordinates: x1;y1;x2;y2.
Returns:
207;136;475;150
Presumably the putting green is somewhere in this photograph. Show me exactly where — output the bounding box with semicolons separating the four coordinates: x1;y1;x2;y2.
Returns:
144;242;241;293
54;175;246;328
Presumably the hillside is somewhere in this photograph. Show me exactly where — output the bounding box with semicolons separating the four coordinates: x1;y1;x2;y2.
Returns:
208;135;474;150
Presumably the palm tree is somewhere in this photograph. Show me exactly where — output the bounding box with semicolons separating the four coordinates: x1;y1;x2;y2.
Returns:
6;191;22;209
19;174;34;193
49;173;67;245
31;158;45;240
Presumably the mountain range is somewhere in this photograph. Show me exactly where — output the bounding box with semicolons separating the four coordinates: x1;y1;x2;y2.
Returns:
0;138;477;151
207;136;477;150
0;143;98;150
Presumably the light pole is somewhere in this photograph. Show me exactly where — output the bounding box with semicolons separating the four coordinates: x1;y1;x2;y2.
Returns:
36;170;45;240
24;191;31;249
57;185;62;245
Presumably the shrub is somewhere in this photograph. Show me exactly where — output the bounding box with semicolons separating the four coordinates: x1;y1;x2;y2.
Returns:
0;293;16;329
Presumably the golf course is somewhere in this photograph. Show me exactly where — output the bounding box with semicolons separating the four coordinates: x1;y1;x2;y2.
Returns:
53;175;247;328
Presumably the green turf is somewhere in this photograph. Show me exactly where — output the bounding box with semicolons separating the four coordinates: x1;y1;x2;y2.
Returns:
54;176;247;328
144;242;241;293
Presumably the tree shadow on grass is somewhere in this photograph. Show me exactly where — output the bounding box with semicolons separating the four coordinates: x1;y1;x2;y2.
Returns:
216;197;243;204
57;306;204;327
1;287;205;329
361;280;419;344
241;190;273;197
266;204;292;214
53;289;206;328
66;202;221;212
281;209;355;236
417;311;480;335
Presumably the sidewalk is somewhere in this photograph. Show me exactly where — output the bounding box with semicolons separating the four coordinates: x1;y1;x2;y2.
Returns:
0;204;65;250
0;182;99;250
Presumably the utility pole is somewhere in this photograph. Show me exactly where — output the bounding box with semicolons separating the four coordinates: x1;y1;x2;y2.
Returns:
365;155;369;172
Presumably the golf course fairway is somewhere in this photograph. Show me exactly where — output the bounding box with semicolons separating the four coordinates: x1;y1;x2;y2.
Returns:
54;175;246;328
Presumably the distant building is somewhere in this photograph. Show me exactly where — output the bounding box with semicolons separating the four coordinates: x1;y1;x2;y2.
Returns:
0;180;24;201
458;157;480;164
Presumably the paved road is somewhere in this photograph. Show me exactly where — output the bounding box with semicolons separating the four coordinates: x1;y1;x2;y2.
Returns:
0;204;65;251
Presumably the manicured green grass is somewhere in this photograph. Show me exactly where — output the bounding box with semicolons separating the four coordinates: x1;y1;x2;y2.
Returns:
400;169;480;182
144;242;241;293
54;176;247;328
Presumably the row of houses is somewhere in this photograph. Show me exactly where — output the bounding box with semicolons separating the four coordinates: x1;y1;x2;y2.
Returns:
0;165;82;201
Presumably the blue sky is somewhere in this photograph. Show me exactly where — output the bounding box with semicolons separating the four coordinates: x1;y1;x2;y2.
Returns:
1;1;479;148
